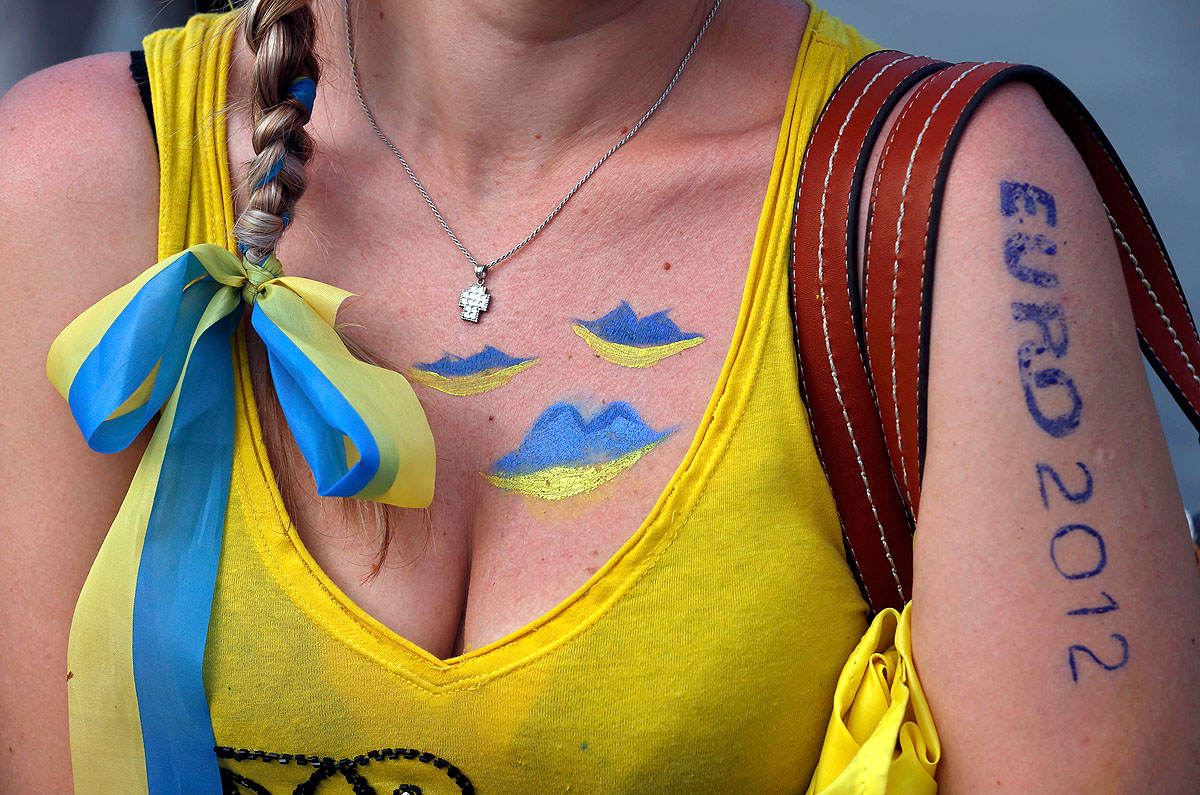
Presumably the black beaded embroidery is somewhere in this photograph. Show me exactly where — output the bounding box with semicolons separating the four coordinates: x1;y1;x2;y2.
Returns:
215;745;471;795
222;769;273;795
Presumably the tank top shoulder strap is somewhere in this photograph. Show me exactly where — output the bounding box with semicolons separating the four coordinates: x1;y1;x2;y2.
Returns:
739;4;881;609
759;4;881;277
790;4;882;126
805;3;881;67
750;3;880;403
142;12;240;260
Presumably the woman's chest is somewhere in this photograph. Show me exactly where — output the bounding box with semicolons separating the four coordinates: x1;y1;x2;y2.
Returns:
247;129;780;659
217;308;868;790
209;447;867;793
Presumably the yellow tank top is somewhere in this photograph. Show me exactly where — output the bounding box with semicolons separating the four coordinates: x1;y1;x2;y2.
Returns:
133;8;882;792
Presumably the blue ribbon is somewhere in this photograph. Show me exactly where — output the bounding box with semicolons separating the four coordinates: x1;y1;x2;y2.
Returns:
289;77;317;119
249;78;317;191
52;243;434;793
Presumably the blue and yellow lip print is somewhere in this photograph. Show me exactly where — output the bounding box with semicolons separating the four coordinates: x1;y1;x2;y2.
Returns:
408;345;537;396
484;401;675;501
573;301;704;367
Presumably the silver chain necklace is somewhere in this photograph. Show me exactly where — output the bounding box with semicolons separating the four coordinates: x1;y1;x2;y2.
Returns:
342;0;724;321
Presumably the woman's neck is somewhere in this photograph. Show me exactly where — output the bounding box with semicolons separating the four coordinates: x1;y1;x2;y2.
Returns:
311;0;719;187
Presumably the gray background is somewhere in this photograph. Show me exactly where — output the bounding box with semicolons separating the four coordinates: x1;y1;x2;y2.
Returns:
3;0;1197;532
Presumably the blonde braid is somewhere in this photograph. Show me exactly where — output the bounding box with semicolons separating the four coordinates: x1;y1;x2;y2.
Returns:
236;0;425;569
234;0;319;264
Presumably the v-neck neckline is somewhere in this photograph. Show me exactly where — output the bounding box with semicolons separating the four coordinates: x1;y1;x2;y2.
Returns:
218;3;828;693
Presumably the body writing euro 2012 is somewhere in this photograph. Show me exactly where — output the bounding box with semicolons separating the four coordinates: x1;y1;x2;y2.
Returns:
1000;180;1129;683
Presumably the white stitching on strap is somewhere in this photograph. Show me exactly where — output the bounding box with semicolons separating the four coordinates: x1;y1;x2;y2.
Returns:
1139;332;1191;412
794;54;905;608
866;73;938;509
889;62;992;510
912;62;1007;505
811;54;912;603
1105;205;1200;394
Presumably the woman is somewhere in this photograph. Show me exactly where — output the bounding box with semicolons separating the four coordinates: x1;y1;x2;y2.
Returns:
1;0;1197;792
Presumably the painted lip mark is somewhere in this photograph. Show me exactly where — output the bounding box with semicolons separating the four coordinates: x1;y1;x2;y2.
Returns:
408;345;537;396
484;401;675;501
573;301;704;368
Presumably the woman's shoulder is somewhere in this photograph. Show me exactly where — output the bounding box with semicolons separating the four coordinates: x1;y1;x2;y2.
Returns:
0;50;159;554
0;50;159;531
0;52;160;793
0;52;159;280
0;50;157;181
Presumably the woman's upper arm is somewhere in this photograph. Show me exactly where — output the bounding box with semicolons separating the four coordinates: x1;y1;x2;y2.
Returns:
901;82;1200;789
0;52;159;789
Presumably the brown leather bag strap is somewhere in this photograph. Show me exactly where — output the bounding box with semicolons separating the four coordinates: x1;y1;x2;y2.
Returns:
864;61;1018;517
794;52;1200;615
792;51;949;612
866;60;1200;507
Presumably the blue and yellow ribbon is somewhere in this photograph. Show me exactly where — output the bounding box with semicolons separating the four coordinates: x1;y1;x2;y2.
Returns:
48;243;434;793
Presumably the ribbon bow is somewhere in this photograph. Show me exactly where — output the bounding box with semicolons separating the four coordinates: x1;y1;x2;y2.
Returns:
47;243;434;792
240;252;281;302
49;243;434;503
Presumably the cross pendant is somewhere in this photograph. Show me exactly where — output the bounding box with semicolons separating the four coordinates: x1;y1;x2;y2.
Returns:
459;282;491;322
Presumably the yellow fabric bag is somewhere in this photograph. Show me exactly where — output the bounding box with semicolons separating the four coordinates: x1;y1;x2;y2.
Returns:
808;603;941;793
